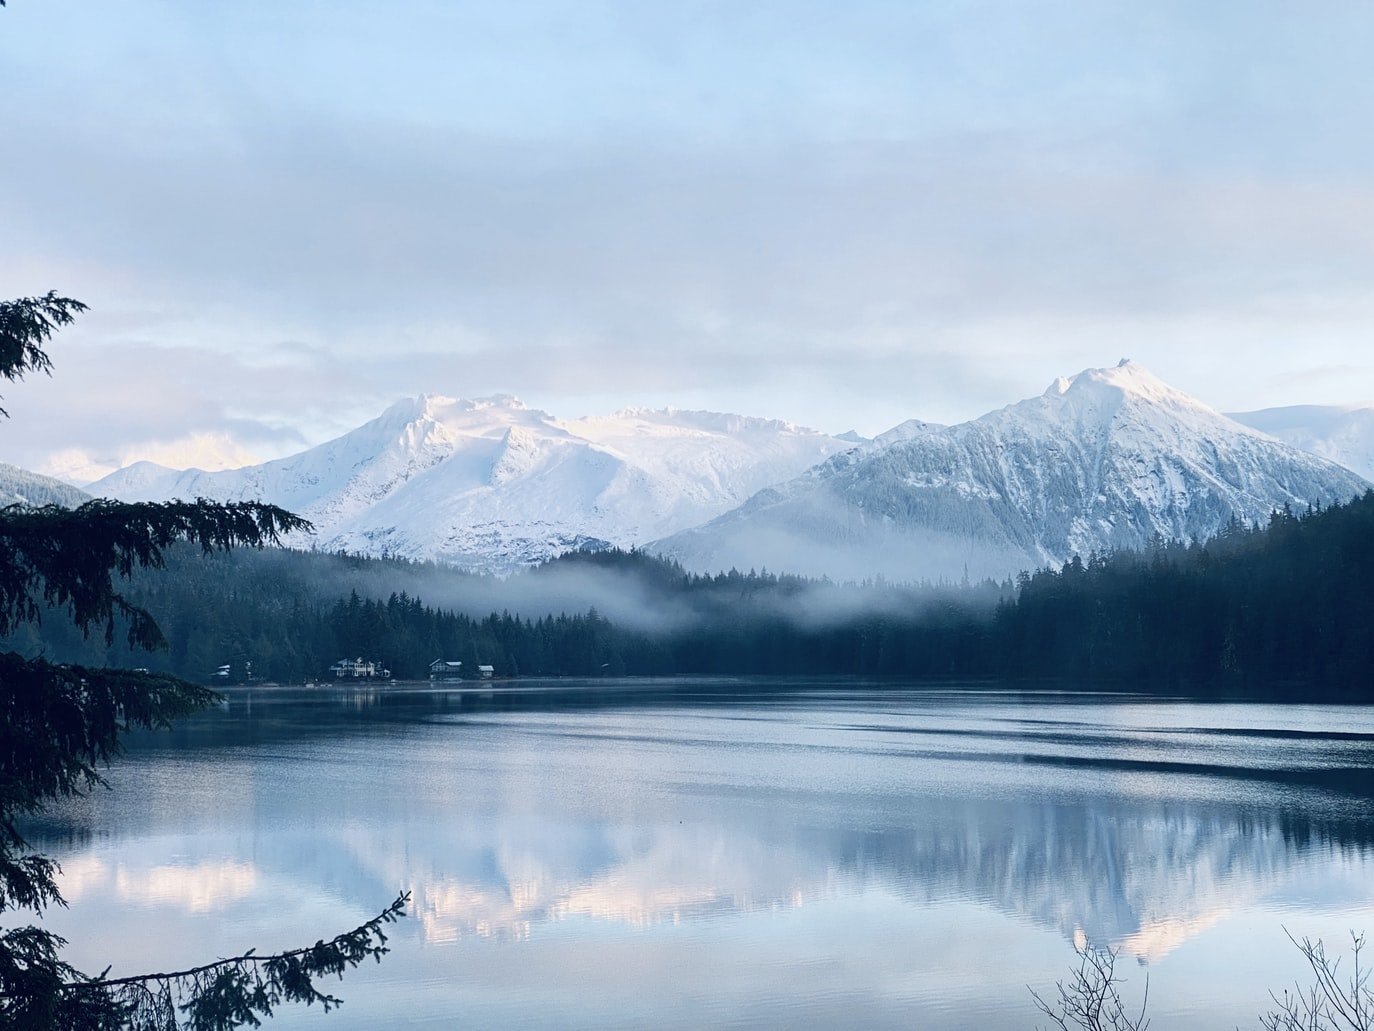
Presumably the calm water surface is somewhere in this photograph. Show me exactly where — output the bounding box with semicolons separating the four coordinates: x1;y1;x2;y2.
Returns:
25;680;1374;1029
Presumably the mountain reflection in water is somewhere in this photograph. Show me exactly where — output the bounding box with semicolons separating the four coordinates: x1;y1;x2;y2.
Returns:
24;682;1374;1030
331;799;1365;963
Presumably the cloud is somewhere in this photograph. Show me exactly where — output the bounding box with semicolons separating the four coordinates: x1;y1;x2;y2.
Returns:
43;432;264;485
4;1;1374;468
1264;365;1374;392
59;855;260;913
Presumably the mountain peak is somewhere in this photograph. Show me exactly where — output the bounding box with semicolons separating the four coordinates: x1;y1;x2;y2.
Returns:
389;393;530;420
1046;359;1158;394
469;393;525;411
657;361;1368;583
1036;361;1216;422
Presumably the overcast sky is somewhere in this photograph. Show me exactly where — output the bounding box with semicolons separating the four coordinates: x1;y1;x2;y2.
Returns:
4;1;1374;480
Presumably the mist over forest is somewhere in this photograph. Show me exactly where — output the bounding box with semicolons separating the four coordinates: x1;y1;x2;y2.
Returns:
9;490;1374;697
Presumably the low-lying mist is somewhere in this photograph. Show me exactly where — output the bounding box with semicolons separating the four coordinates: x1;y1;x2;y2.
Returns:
12;489;1374;695
203;544;1011;635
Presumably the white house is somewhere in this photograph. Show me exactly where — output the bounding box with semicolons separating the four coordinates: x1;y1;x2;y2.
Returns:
330;657;391;679
476;664;495;679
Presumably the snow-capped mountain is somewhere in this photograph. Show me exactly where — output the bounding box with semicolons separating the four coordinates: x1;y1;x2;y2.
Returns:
654;361;1370;582
1229;405;1374;482
0;463;90;508
89;396;853;571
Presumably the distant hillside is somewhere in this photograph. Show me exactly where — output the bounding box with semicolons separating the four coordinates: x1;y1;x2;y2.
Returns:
0;463;90;508
1230;404;1374;481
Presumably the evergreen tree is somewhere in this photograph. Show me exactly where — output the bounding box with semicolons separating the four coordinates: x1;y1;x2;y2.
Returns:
0;294;407;1029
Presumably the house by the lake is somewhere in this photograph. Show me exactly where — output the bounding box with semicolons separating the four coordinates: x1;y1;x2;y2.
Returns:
330;657;392;679
476;664;495;679
429;659;463;681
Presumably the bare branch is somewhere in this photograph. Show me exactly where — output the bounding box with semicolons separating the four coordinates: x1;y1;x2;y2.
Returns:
1030;939;1150;1031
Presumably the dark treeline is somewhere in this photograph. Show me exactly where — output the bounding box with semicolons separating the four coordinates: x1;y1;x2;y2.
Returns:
8;490;1374;696
2;543;1005;682
1002;493;1374;692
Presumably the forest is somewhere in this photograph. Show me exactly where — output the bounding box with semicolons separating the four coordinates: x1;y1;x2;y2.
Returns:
7;490;1374;698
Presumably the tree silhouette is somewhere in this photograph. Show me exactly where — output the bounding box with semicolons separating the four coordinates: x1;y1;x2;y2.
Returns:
0;293;407;1029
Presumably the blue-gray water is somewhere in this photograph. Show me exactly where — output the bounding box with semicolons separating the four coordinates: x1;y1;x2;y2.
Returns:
25;680;1374;1029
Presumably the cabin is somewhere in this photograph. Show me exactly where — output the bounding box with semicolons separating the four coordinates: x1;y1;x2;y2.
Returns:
429;659;463;681
476;664;495;679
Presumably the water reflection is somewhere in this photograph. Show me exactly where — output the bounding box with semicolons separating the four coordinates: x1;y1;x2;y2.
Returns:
251;800;1362;963
60;855;259;912
24;683;1374;1027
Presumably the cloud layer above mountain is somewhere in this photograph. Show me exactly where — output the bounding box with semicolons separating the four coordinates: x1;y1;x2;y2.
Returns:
4;1;1374;472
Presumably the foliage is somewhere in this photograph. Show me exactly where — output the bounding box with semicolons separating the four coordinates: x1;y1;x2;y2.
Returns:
0;292;408;1029
994;499;1374;691
0;498;308;649
35;892;410;1031
0;293;86;416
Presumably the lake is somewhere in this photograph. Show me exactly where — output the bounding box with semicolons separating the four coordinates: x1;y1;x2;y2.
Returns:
24;680;1374;1029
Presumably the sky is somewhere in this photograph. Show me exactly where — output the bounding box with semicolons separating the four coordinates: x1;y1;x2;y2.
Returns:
3;0;1374;482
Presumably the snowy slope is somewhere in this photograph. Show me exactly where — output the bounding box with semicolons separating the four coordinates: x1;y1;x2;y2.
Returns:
654;361;1370;582
1229;405;1374;482
90;396;853;571
0;463;91;508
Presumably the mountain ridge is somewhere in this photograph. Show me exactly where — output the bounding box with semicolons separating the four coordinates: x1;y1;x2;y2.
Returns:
90;395;855;571
0;463;91;509
652;361;1370;581
83;365;1373;580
